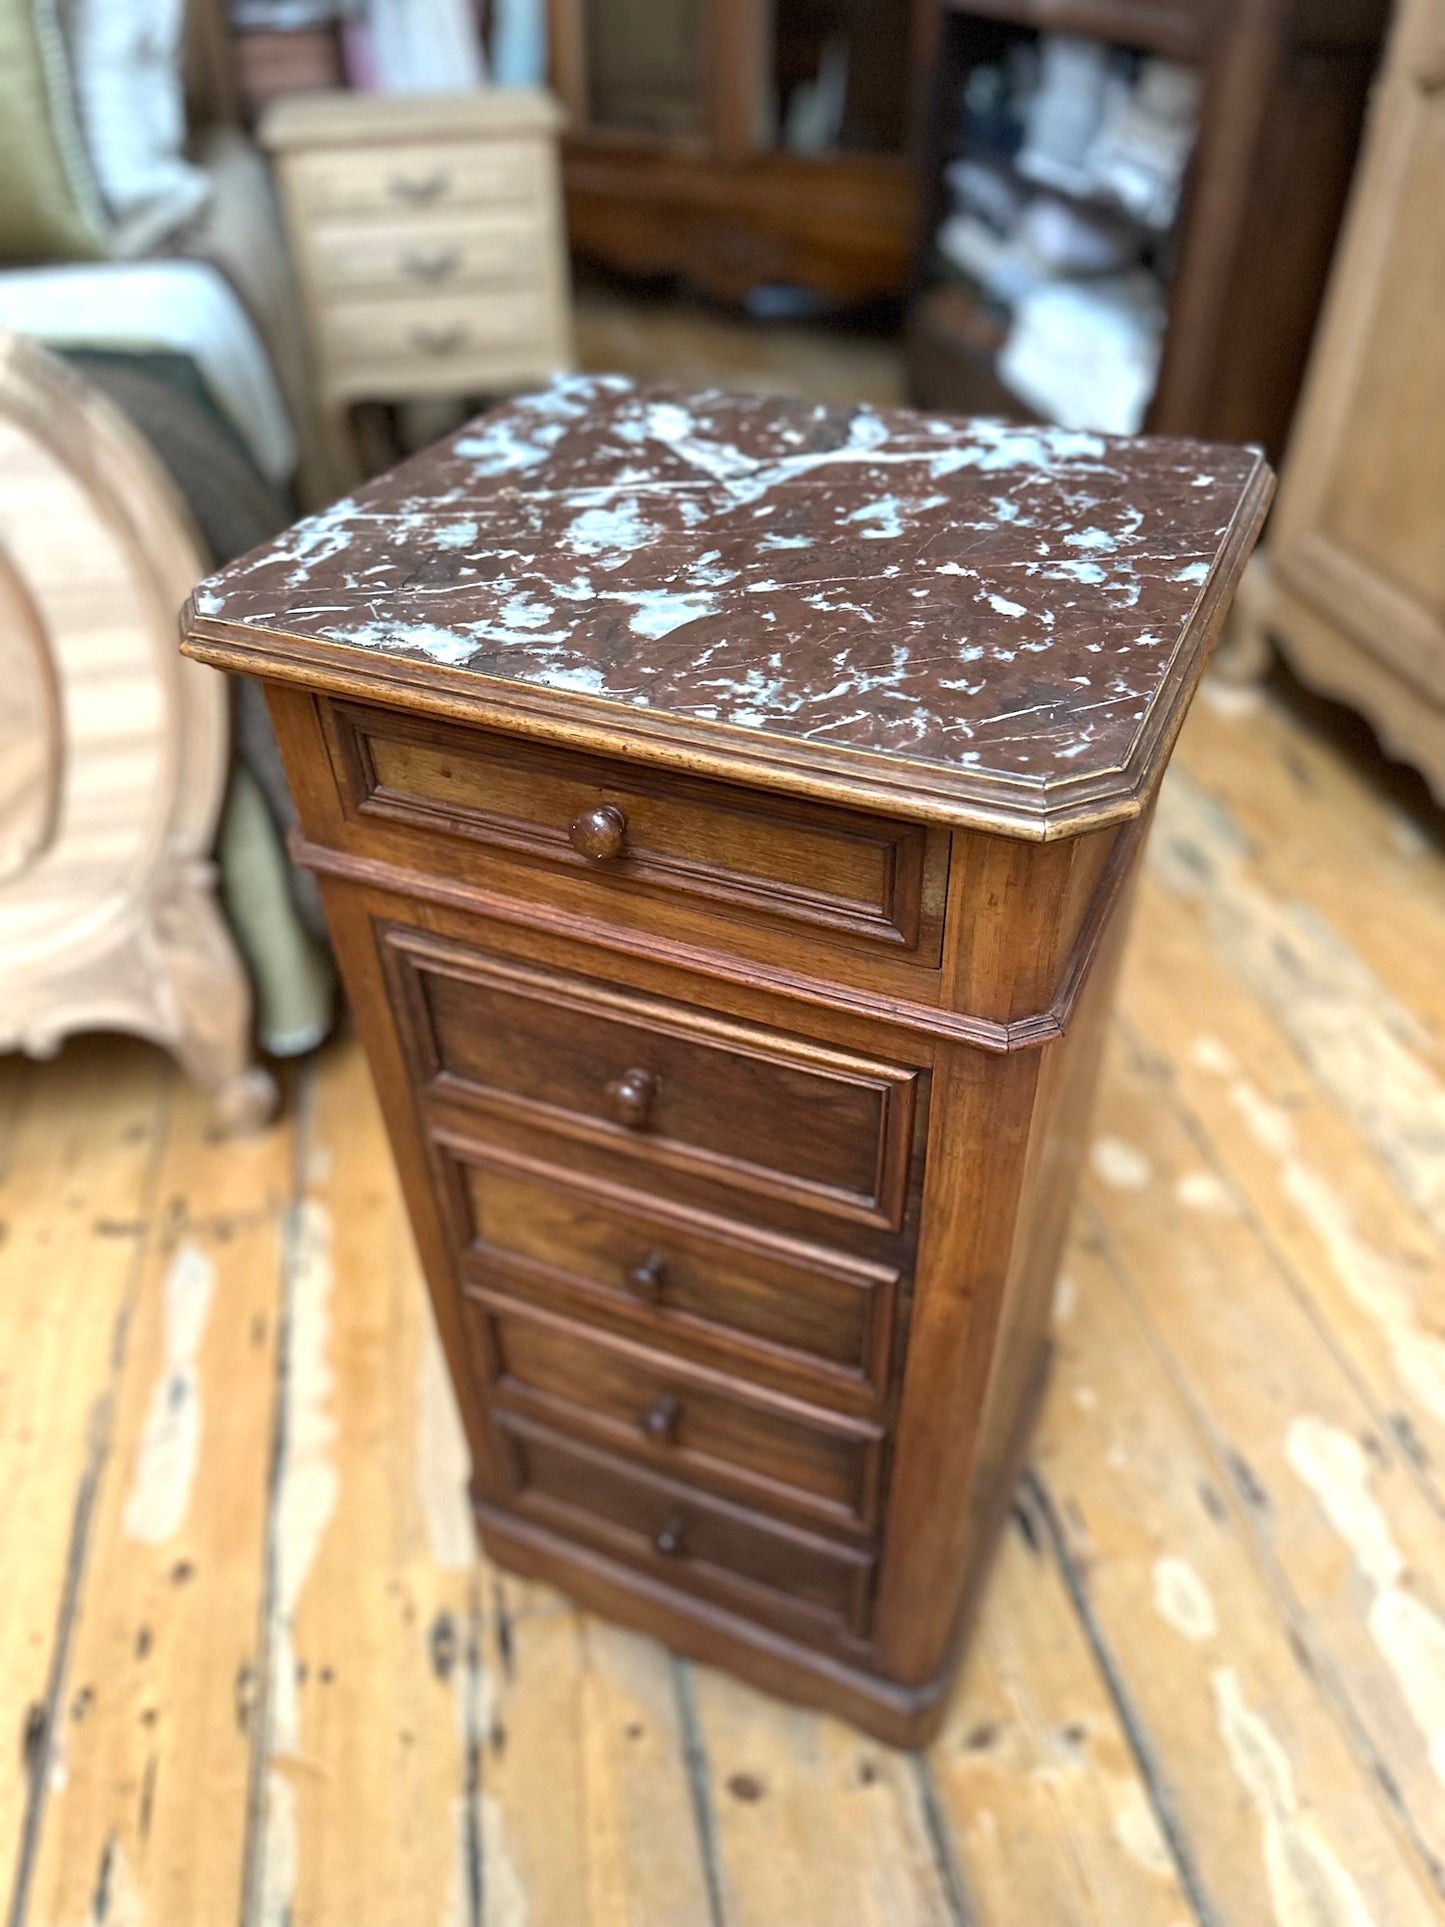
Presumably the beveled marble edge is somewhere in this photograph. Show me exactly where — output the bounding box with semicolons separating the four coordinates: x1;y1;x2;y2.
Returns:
180;451;1272;840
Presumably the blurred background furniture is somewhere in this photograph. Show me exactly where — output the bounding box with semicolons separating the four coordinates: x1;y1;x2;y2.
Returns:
1225;0;1445;802
0;334;275;1132
0;0;328;500
0;0;338;1097
908;0;1390;461
546;0;929;305
261;87;575;493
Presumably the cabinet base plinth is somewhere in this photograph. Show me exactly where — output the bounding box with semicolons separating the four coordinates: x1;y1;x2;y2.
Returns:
475;1502;953;1748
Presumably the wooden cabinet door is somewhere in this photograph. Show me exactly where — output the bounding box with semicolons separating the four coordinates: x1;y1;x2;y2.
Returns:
1268;0;1445;702
548;0;770;155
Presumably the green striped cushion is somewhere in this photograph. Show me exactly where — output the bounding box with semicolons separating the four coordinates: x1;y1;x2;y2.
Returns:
0;0;112;262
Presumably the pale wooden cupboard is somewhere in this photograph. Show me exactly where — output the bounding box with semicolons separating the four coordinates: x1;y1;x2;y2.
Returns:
1229;0;1445;800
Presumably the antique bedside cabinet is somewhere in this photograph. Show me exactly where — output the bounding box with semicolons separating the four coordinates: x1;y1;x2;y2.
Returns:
181;379;1270;1745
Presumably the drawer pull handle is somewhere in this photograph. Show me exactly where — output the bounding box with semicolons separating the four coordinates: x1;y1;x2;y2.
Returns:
402;246;462;282
388;169;451;203
655;1513;688;1557
568;803;628;862
411;324;468;356
641;1394;681;1443
605;1067;655;1130
624;1251;667;1302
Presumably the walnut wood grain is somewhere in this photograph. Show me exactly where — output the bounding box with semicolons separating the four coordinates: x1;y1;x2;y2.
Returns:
185;385;1266;1745
468;1291;886;1530
431;1131;900;1404
494;1411;878;1643
324;696;944;960
382;923;923;1233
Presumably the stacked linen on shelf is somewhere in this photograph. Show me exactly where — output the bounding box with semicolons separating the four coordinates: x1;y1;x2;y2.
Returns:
934;33;1198;433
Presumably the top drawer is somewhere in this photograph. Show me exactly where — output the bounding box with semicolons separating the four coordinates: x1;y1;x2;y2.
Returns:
289;140;542;218
321;700;946;965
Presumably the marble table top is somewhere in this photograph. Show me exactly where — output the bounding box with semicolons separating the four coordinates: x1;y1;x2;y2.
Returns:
184;375;1272;834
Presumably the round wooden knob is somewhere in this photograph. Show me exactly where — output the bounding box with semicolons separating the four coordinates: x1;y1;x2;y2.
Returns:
568;803;628;862
641;1394;681;1443
655;1513;688;1557
625;1252;667;1302
605;1068;656;1129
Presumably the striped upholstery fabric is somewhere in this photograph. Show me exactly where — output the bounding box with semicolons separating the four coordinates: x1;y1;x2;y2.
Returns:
68;0;212;253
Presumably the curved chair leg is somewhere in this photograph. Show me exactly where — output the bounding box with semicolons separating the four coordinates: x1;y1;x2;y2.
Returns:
151;857;279;1135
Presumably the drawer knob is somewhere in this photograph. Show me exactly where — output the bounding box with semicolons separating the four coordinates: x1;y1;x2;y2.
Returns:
568;803;628;862
389;169;451;203
605;1067;655;1130
624;1251;667;1302
641;1394;681;1442
655;1513;688;1557
402;246;462;282
411;323;467;356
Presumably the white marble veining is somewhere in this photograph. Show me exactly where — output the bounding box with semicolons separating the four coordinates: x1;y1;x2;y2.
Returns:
191;374;1266;784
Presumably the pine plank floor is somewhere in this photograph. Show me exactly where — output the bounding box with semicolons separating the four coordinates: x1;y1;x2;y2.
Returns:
5;313;1445;1925
5;663;1444;1927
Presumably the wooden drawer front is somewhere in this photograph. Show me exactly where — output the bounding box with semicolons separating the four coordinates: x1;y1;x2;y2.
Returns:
439;1137;897;1398
496;1413;876;1640
319;290;549;372
327;702;941;961
307;213;544;298
470;1296;884;1530
291;140;541;217
388;928;920;1228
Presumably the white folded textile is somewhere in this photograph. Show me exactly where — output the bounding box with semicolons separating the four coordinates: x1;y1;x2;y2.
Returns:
0;258;296;485
998;271;1164;436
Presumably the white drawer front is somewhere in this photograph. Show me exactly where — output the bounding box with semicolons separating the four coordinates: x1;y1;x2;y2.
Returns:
292;140;542;218
307;211;546;298
319;289;554;377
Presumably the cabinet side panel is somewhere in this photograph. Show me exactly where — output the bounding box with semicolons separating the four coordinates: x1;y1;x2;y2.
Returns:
872;838;1142;1686
952;848;1140;1601
869;1040;1043;1681
943;825;1118;1024
265;681;349;843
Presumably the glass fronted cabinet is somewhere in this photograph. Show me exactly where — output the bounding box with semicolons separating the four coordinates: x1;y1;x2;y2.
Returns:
547;0;927;305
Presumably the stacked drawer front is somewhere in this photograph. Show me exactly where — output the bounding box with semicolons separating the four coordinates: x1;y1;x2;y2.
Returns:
289;139;562;386
389;926;927;1650
319;696;936;1654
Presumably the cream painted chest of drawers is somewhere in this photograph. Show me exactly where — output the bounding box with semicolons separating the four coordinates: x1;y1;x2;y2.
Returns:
261;89;573;493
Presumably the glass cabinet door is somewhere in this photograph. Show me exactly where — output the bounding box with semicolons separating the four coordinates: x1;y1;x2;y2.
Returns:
583;0;710;139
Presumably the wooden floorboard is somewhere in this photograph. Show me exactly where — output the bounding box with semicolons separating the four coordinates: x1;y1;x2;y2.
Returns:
6;318;1445;1924
6;676;1445;1927
476;1612;717;1926
927;1484;1193;1926
5;670;1441;1919
243;1039;479;1927
1036;1231;1440;1925
1086;1035;1445;1900
1117;878;1445;1505
684;1664;958;1926
21;1073;298;1924
0;1039;170;1920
